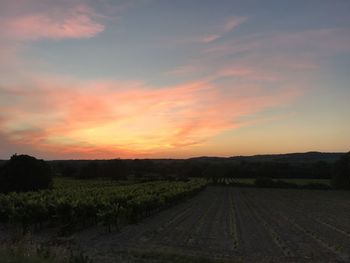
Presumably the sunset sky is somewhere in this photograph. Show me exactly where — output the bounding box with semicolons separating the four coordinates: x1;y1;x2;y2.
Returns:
0;0;349;159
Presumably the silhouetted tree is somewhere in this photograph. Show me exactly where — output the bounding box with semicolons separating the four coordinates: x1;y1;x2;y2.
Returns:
103;159;127;180
312;161;330;179
184;161;204;178
60;163;77;177
332;152;350;190
0;154;52;193
132;159;155;178
78;162;99;179
203;163;230;183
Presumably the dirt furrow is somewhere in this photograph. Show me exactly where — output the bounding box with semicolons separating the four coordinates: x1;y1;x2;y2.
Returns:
73;186;349;263
233;190;282;256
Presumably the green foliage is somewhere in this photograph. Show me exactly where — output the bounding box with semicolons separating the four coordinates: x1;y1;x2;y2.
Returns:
0;154;52;193
213;177;331;189
0;179;207;233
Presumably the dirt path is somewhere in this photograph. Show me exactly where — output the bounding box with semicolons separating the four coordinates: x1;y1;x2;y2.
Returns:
73;186;349;262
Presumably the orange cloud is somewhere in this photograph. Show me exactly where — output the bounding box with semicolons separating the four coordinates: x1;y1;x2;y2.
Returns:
0;73;300;158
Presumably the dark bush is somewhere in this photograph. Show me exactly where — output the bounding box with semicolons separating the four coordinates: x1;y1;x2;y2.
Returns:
0;154;52;193
60;164;77;177
78;162;99;179
102;159;127;180
332;152;350;190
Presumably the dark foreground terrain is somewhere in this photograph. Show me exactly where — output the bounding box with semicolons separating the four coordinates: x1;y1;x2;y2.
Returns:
72;186;350;262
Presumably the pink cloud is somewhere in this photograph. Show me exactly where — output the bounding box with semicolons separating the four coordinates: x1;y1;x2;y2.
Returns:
199;34;221;43
166;64;200;76
204;28;350;55
223;16;247;32
167;29;347;89
1;5;104;41
214;53;319;83
195;16;246;43
217;67;254;77
167;50;318;85
169;16;247;44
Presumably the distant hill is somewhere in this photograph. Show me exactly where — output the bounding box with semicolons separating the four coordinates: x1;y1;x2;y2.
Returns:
1;152;346;164
191;152;345;163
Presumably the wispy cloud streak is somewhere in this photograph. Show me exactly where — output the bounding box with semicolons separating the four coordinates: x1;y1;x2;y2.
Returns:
0;74;300;158
172;16;247;44
1;5;104;41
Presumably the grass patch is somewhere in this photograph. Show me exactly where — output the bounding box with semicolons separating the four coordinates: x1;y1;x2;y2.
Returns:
0;248;56;263
0;243;92;263
279;178;331;186
233;178;330;186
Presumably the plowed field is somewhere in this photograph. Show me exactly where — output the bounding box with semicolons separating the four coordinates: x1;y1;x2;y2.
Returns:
76;186;350;262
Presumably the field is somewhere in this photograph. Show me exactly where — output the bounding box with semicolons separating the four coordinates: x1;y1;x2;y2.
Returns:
73;186;350;263
219;178;331;186
0;180;349;262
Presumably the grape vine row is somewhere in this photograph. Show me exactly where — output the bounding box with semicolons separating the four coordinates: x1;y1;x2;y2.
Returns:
0;179;207;233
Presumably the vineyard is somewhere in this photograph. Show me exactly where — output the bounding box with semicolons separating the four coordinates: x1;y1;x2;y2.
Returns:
1;180;350;262
0;178;207;233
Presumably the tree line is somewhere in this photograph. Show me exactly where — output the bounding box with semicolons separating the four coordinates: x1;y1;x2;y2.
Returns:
0;152;349;193
51;157;336;181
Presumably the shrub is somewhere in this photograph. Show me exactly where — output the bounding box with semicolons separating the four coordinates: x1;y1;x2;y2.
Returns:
77;162;99;179
0;154;52;193
332;152;350;190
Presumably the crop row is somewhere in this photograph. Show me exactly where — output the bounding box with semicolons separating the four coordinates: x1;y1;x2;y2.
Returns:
0;179;207;233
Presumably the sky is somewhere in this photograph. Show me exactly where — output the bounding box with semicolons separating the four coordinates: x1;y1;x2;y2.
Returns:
0;0;349;159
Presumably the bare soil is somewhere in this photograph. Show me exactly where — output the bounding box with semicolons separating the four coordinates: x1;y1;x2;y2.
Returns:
72;187;350;262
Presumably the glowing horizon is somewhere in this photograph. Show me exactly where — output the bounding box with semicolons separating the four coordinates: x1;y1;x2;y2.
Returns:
0;0;349;159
